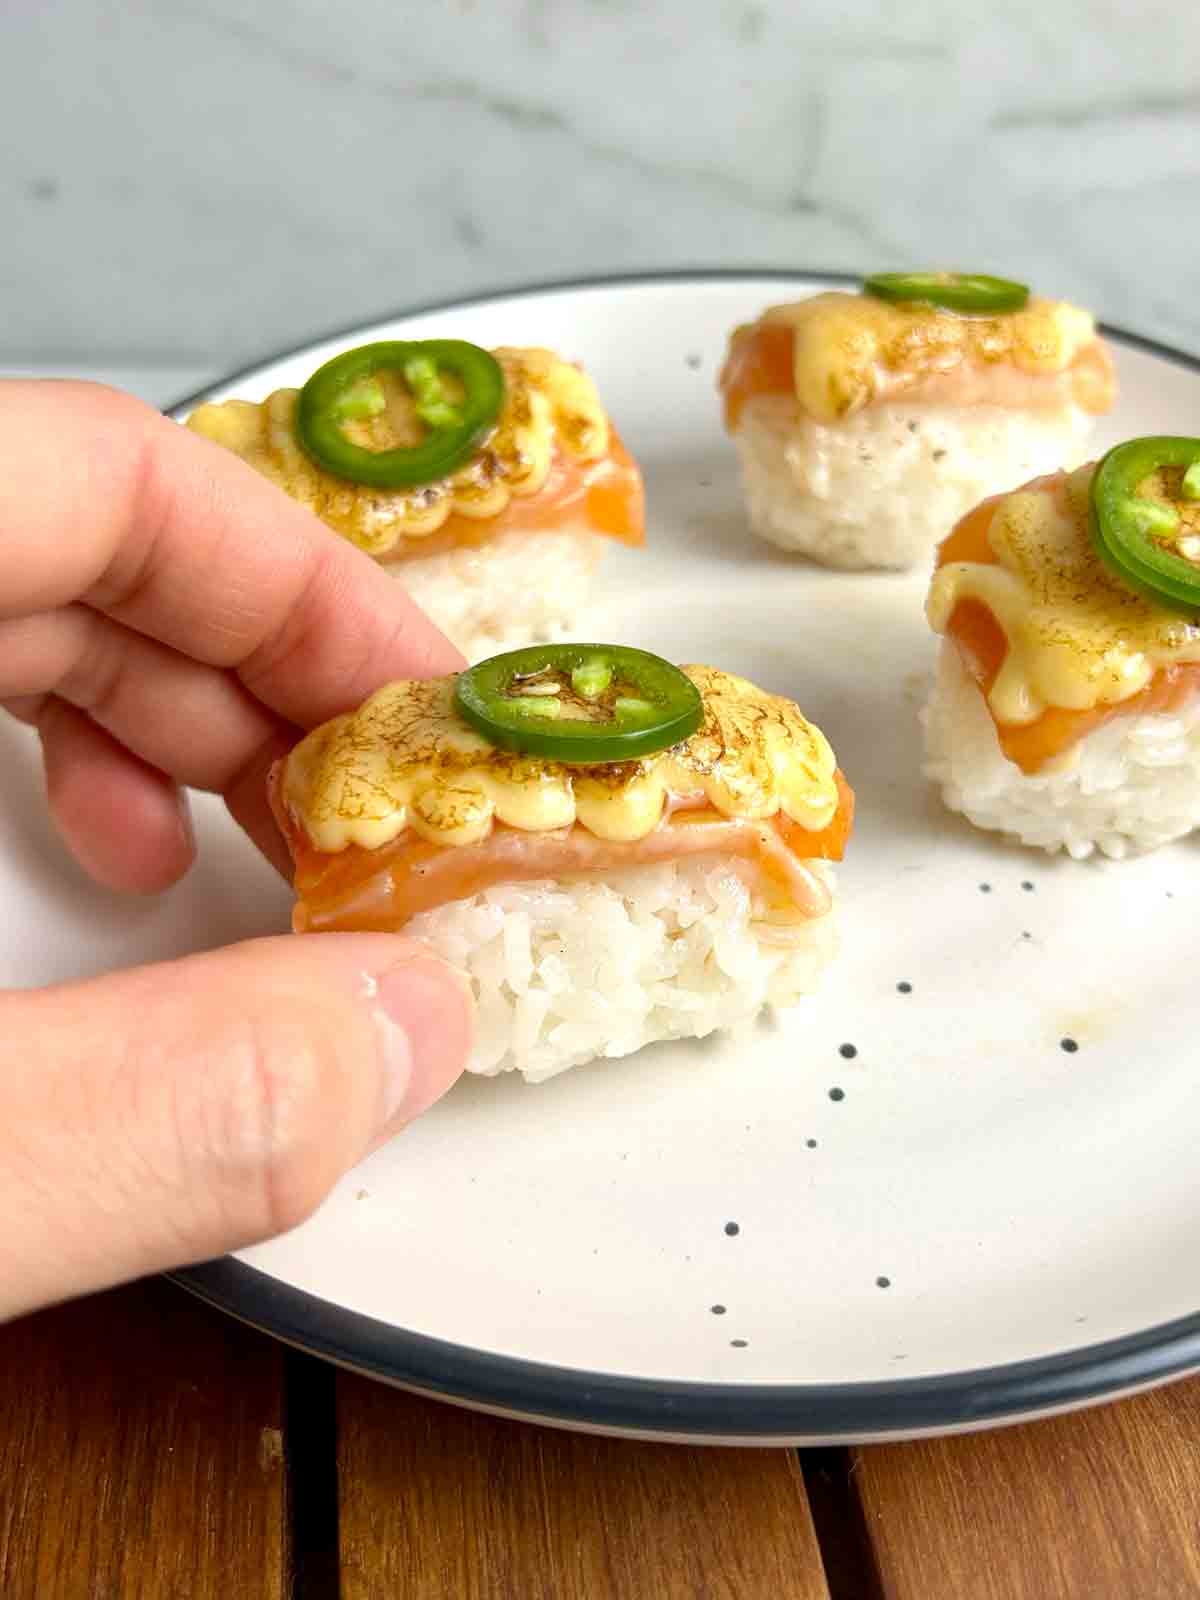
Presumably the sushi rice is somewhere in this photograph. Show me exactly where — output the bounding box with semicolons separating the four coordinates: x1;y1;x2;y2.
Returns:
408;857;838;1082
385;522;604;664
922;645;1200;860
733;398;1094;571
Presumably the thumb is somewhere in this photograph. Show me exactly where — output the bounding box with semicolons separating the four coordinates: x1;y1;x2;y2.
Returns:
0;934;472;1321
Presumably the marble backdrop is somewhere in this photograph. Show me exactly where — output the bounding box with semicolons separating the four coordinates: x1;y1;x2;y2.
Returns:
2;0;1197;370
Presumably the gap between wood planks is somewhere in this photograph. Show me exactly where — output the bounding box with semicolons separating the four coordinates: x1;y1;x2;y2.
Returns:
282;1356;882;1600
285;1351;340;1600
798;1448;885;1600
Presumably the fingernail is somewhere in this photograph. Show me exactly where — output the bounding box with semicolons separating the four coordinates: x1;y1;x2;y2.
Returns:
371;957;473;1140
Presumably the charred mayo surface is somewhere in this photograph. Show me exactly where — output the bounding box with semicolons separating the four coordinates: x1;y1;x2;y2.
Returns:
721;292;1113;427
929;466;1200;727
280;665;842;853
187;346;626;555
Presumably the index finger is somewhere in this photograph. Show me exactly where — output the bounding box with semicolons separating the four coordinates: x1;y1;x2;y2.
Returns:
0;380;464;728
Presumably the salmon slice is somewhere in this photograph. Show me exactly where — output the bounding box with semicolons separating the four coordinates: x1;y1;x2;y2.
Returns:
274;773;854;934
719;321;1114;431
719;322;795;430
937;496;1200;774
380;431;644;563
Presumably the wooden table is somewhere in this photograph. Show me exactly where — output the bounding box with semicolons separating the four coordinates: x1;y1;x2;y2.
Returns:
3;1281;1200;1598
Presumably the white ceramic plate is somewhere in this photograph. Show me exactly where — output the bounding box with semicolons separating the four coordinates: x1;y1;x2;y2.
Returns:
6;273;1200;1445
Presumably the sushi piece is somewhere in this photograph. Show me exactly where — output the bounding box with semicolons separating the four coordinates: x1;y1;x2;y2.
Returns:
270;644;854;1082
718;272;1116;571
923;435;1200;859
187;341;644;661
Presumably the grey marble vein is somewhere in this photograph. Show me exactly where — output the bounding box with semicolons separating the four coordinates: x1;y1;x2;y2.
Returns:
1;0;1197;365
993;91;1200;130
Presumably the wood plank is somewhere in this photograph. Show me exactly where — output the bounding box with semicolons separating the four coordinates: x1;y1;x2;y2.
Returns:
337;1375;830;1600
853;1378;1200;1600
0;1279;289;1600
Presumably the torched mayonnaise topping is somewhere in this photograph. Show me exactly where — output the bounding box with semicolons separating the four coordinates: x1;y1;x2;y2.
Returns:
742;292;1106;424
186;347;611;556
282;665;841;853
928;466;1200;725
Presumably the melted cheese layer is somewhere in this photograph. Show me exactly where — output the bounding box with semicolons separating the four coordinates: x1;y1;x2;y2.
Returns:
282;665;841;853
927;466;1200;725
185;347;611;554
728;292;1108;424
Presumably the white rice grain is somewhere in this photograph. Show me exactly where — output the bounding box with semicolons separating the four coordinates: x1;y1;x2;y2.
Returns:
922;643;1200;859
407;858;838;1082
732;397;1095;571
383;522;605;662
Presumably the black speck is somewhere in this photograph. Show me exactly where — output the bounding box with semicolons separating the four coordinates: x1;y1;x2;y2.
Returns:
829;1087;845;1103
876;1275;891;1289
452;211;484;249
1060;1036;1079;1053
1166;891;1175;899
907;420;919;434
697;476;713;487
979;882;992;893
710;1303;727;1316
897;980;912;994
724;1221;740;1237
1075;1315;1088;1324
1021;880;1035;892
1021;930;1033;940
685;351;703;370
805;1138;818;1149
730;1338;749;1348
838;1042;857;1059
27;177;59;203
932;448;948;462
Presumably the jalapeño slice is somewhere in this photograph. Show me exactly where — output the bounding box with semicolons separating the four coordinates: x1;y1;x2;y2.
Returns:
863;272;1030;315
454;644;704;764
1089;436;1200;615
295;339;504;488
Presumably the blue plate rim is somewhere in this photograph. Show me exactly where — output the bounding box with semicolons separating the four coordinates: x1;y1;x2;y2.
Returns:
173;268;1200;1440
173;1254;1200;1438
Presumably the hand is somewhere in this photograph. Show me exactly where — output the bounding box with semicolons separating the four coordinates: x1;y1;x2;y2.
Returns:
0;380;473;1321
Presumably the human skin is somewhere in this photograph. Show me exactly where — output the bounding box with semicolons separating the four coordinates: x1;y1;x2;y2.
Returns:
0;381;474;1321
